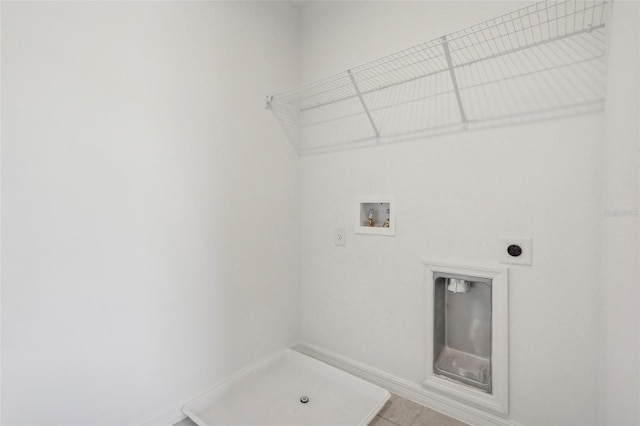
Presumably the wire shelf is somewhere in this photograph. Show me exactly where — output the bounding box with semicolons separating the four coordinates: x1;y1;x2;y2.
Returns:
267;0;609;155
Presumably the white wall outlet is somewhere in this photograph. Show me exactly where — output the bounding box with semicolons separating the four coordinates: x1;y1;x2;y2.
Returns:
499;237;532;265
335;228;346;246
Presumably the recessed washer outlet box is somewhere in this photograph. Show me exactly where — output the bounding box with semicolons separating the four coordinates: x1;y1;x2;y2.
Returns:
498;237;532;265
422;259;509;414
355;196;395;236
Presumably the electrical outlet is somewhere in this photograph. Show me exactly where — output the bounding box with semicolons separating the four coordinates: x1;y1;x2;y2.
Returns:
498;237;532;265
335;228;346;246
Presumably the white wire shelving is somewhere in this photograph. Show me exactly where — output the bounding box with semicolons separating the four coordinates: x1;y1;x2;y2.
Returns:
267;0;610;155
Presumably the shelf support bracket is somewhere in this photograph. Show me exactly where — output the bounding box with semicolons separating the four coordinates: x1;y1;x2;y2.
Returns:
441;36;468;127
348;69;381;143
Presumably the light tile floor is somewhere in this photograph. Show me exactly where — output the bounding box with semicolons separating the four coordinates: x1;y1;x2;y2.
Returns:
172;393;467;426
372;393;467;426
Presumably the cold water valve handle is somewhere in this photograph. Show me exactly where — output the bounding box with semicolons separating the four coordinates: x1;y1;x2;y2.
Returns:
366;208;375;227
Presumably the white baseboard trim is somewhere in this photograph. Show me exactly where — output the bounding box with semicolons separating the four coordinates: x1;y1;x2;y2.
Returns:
293;341;522;426
132;341;521;426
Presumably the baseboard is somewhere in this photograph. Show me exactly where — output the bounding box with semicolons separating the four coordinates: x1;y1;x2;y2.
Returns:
293;341;522;426
132;341;521;426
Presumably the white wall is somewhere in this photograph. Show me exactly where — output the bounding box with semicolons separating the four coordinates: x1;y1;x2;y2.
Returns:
3;2;638;425
297;2;628;425
598;1;640;424
1;2;299;424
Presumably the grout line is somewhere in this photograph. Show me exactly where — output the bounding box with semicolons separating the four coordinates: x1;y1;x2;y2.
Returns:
409;407;424;426
374;414;402;426
409;408;425;426
378;394;427;426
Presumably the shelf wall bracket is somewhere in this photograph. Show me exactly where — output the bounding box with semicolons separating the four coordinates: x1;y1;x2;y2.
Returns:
348;69;381;143
441;36;468;127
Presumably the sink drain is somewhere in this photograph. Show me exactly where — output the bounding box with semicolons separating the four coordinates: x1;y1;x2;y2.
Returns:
299;395;309;404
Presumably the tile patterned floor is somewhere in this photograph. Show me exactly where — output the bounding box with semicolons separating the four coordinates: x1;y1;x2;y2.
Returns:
371;393;467;426
172;393;467;426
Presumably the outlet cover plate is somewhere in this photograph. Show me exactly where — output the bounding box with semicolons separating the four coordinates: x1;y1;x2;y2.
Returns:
498;237;532;265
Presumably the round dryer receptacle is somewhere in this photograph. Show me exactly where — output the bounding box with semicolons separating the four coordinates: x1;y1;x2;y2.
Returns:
507;244;522;257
